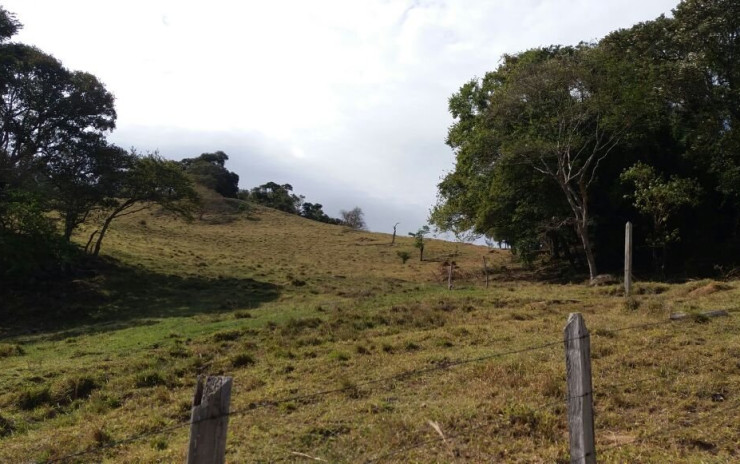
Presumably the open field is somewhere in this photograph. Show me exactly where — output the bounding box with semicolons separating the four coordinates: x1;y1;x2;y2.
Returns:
1;205;739;463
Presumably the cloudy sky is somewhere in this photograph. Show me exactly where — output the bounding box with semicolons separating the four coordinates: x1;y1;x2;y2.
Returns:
5;0;678;236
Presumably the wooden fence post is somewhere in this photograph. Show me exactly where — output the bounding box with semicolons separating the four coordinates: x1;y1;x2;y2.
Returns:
482;257;489;289
187;375;233;464
564;313;596;464
447;262;454;290
625;221;633;297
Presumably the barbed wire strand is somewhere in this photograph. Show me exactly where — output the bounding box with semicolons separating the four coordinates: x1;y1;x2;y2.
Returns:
31;314;721;463
32;336;574;463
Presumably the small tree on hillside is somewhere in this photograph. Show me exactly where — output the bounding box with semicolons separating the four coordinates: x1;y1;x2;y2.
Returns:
89;153;199;256
409;226;430;261
340;207;366;230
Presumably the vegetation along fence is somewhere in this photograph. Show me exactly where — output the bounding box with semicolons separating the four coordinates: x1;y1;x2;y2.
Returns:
31;310;735;463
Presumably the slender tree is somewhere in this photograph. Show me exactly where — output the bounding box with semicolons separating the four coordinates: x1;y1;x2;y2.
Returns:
90;153;199;256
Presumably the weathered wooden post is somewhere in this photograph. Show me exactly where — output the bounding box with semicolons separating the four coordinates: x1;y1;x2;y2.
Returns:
187;375;233;464
564;313;596;464
625;221;633;297
447;262;454;290
482;257;489;289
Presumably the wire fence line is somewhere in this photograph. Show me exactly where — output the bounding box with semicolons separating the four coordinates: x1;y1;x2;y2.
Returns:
365;351;739;463
569;399;740;463
28;314;731;463
31;335;570;464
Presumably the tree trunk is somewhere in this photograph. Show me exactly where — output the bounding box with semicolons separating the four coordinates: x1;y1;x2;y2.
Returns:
419;245;424;261
92;215;115;257
580;225;598;281
558;180;597;280
84;230;98;254
575;215;597;281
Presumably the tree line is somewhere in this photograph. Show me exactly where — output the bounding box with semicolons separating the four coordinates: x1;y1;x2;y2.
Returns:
0;7;363;284
177;151;363;228
431;0;740;278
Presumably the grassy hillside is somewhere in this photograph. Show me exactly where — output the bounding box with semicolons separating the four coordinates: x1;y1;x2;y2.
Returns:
0;204;738;463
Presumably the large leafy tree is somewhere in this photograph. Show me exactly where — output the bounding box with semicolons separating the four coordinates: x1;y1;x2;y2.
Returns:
434;45;648;279
44;138;130;241
0;43;116;188
0;7;117;280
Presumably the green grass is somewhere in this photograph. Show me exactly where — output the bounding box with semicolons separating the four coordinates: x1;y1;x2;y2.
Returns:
0;204;739;463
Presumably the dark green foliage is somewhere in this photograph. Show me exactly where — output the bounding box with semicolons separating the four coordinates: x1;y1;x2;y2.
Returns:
0;7;20;41
0;189;80;283
89;153;199;256
301;202;341;224
247;182;304;214
432;0;740;276
0;7;117;283
396;250;411;264
180;151;239;198
408;226;429;261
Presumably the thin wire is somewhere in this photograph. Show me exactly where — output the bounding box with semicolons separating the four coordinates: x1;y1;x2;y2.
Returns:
31;314;722;464
364;393;576;463
570;400;740;462
31;337;569;463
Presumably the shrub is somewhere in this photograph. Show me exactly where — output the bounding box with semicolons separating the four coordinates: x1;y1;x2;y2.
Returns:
396;251;411;264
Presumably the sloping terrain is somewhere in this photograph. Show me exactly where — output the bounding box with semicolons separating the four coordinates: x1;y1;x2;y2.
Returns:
0;205;738;463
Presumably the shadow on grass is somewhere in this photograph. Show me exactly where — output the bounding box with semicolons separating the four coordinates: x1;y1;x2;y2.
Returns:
0;256;280;340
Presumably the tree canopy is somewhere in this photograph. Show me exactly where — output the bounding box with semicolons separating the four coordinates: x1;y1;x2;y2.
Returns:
432;0;740;277
180;151;239;198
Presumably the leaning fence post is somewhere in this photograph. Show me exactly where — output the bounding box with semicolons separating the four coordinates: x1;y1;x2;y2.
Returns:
564;313;596;464
187;375;233;464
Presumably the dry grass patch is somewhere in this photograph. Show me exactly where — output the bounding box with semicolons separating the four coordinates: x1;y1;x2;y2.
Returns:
0;206;738;462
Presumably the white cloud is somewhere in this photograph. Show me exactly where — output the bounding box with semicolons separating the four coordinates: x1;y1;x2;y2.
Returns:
4;0;679;234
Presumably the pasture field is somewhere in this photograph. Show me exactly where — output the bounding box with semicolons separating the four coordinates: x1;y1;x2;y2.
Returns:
1;204;738;463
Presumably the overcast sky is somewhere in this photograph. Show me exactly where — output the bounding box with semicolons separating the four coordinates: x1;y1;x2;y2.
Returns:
4;0;678;236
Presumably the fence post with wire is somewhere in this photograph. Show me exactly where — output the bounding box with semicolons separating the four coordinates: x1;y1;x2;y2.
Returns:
187;375;233;464
564;313;596;464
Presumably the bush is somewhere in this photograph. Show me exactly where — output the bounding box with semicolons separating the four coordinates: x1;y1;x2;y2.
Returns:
396;251;411;264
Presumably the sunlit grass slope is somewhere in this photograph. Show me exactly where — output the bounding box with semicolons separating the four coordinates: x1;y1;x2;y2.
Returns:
0;203;738;463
